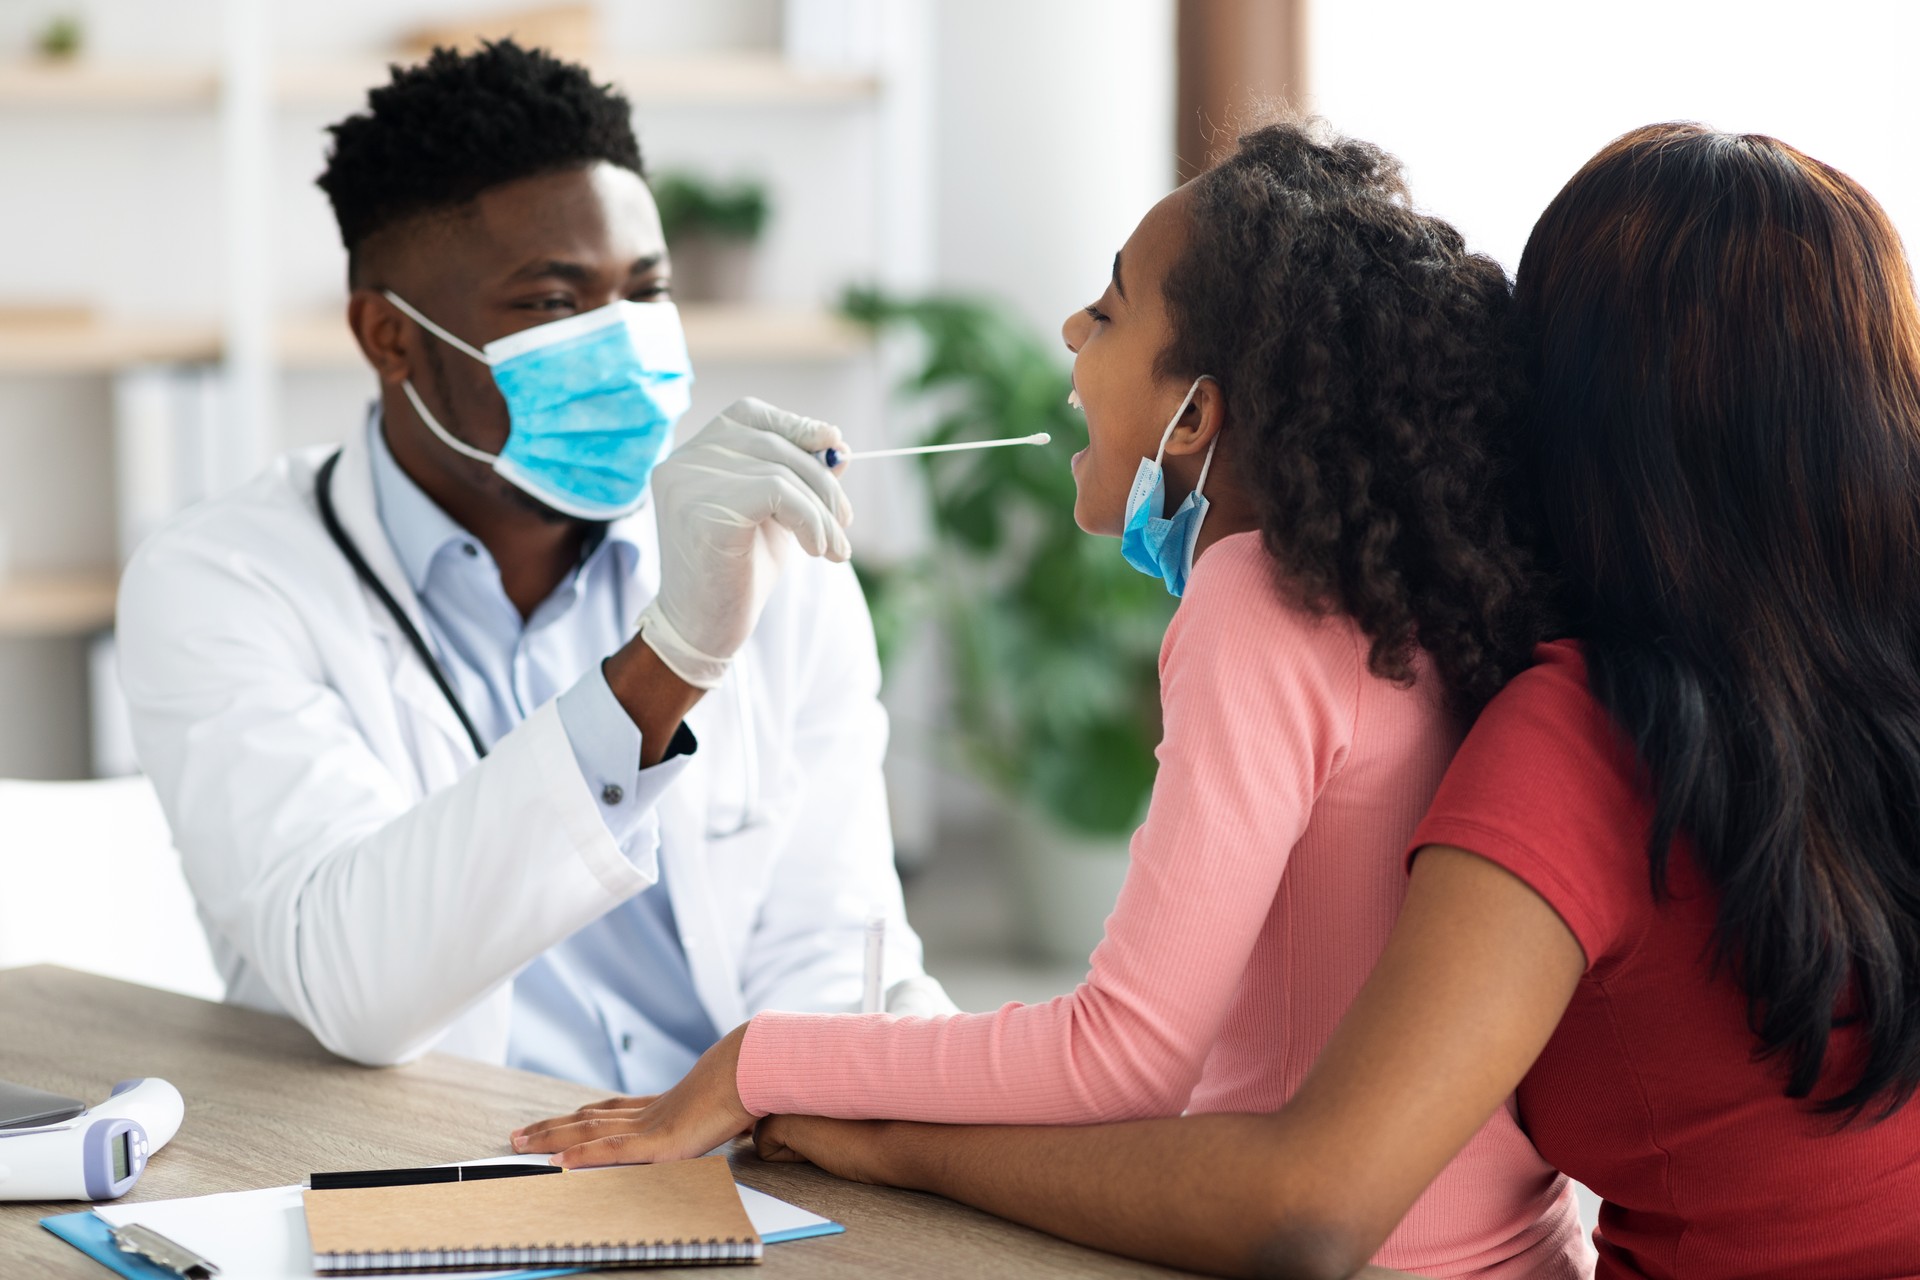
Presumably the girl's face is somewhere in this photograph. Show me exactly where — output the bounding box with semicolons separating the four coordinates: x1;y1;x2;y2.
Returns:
1062;186;1208;536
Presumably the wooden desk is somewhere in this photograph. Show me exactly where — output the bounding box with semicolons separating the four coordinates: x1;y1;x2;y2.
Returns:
0;967;1413;1279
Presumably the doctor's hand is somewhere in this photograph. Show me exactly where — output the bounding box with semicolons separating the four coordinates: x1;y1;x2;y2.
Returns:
635;397;852;690
510;1023;754;1167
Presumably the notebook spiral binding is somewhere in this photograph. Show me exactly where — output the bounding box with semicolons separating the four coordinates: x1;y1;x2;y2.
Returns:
312;1235;764;1272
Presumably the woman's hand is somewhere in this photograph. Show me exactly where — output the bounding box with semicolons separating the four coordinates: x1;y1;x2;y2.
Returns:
511;1023;754;1166
754;1115;915;1188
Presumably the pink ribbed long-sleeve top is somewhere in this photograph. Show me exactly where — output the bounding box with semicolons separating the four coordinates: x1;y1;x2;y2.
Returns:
739;532;1589;1278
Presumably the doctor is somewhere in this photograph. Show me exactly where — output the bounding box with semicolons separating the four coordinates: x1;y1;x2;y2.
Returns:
116;40;948;1089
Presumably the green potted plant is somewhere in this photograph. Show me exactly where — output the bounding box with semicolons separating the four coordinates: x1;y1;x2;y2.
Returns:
846;289;1175;961
35;14;84;60
653;172;771;305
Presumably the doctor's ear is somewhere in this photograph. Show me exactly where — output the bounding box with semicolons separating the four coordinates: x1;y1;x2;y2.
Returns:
1162;376;1226;458
348;291;415;387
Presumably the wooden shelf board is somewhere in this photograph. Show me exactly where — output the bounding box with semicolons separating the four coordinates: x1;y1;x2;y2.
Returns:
0;573;118;638
0;320;219;373
0;307;869;375
281;53;877;109
279;305;872;369
0;61;216;107
0;54;877;111
684;305;873;362
602;54;879;106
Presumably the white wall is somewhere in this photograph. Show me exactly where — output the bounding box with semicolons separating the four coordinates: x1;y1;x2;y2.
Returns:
911;0;1174;836
930;0;1176;345
1310;0;1920;274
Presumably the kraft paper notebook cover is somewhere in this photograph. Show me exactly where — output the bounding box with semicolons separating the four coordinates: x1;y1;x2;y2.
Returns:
302;1156;762;1273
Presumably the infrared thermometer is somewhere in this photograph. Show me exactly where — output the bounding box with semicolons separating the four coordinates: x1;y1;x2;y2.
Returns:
0;1078;183;1201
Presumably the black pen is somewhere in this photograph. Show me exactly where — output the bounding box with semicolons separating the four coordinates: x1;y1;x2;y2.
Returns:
309;1163;563;1191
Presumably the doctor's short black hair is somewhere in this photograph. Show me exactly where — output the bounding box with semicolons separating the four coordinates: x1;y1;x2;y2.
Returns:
316;39;644;281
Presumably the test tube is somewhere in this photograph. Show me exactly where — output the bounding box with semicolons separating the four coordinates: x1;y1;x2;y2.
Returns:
861;915;886;1014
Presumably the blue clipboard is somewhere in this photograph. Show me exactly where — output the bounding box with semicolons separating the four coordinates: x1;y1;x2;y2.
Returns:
41;1212;579;1279
44;1206;842;1276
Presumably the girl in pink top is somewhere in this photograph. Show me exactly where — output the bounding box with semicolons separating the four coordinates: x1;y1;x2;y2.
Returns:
515;122;1589;1277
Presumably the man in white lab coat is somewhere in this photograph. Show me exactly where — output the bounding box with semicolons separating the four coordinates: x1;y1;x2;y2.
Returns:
116;41;949;1090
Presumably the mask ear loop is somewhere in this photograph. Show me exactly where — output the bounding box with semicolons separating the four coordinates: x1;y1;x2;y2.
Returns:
1192;434;1218;500
1180;379;1220;579
1150;376;1208;467
400;380;500;465
383;290;491;363
381;291;503;466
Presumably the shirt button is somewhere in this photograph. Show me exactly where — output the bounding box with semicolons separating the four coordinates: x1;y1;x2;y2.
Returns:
601;783;625;805
621;1033;634;1052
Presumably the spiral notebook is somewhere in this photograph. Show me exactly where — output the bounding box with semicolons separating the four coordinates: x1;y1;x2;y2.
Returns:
301;1156;762;1273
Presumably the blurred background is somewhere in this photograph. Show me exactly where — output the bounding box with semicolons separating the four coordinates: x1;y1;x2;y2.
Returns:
1;0;1917;1019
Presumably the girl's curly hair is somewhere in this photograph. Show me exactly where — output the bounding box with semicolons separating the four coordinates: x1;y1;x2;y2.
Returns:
1160;119;1547;715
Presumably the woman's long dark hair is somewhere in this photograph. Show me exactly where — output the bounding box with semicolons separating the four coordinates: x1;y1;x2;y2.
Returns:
1516;123;1920;1119
1160;121;1548;716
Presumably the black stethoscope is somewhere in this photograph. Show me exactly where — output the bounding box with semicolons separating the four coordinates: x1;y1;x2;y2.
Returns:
314;449;491;760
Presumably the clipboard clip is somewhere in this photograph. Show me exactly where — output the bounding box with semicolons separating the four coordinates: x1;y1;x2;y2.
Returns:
109;1222;222;1278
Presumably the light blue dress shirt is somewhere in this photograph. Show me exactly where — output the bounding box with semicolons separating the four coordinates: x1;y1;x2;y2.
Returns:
365;417;722;1093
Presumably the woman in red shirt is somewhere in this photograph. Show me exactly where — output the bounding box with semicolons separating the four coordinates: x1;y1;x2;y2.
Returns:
745;125;1920;1279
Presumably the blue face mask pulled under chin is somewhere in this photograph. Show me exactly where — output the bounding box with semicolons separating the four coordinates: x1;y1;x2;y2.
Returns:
384;290;695;521
1120;376;1217;598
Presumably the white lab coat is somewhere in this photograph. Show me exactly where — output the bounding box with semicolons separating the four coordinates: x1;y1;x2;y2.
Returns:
116;425;948;1068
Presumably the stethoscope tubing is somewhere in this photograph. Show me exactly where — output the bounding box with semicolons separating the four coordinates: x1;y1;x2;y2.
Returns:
314;449;492;760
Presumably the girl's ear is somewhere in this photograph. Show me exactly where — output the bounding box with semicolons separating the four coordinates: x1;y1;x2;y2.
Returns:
1165;375;1225;458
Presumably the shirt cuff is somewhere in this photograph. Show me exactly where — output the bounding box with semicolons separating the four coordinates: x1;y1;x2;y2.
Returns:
555;663;697;859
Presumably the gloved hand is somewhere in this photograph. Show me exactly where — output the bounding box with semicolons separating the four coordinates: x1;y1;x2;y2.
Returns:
884;974;962;1018
637;397;852;689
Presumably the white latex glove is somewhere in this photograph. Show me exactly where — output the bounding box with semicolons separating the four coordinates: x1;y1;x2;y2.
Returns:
884;974;962;1018
637;397;853;689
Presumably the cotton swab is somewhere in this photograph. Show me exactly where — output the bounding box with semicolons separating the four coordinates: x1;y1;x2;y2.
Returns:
818;432;1050;468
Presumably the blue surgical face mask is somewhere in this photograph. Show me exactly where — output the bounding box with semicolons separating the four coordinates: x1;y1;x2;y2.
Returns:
384;291;695;521
1120;376;1217;598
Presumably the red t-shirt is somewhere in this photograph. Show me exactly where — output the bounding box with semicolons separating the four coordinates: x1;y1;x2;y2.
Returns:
1411;641;1920;1279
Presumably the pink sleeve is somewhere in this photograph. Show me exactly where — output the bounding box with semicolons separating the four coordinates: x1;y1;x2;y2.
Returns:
736;542;1358;1124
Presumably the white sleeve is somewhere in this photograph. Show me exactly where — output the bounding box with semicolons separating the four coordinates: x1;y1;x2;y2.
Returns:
116;527;654;1067
735;560;956;1017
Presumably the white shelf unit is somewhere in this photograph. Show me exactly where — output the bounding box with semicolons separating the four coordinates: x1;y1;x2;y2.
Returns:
0;1;936;783
0;52;879;110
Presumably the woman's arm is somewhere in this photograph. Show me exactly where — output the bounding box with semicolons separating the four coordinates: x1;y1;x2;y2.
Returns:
754;847;1586;1280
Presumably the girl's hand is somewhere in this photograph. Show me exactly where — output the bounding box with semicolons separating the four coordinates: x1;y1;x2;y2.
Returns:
510;1023;754;1166
754;1114;915;1188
